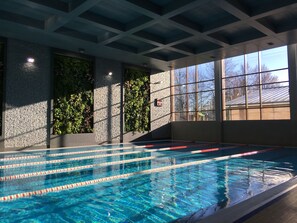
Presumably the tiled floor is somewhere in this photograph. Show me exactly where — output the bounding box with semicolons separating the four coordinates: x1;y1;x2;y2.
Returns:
243;187;297;223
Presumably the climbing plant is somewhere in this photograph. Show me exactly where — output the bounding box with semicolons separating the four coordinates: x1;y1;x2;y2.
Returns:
124;68;150;133
53;54;94;135
0;42;4;136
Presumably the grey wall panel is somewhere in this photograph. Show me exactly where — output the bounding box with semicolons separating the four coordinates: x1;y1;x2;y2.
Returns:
171;121;221;142
94;58;121;144
223;121;297;146
5;39;50;148
171;120;297;146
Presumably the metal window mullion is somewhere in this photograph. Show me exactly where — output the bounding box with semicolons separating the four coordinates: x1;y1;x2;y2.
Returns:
186;67;189;121
287;44;297;120
258;51;263;120
170;67;175;121
195;65;199;121
244;54;248;120
221;59;226;120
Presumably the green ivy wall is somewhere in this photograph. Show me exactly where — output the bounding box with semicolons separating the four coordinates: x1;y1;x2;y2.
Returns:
53;54;94;135
124;68;150;133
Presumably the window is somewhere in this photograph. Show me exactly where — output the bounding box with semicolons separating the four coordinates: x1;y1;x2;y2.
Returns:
172;62;215;121
222;46;289;120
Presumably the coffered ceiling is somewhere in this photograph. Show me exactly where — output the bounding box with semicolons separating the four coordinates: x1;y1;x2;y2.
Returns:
1;0;297;71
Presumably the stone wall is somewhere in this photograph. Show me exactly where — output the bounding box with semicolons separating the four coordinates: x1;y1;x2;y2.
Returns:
94;58;122;144
150;70;171;139
5;39;51;148
2;38;172;148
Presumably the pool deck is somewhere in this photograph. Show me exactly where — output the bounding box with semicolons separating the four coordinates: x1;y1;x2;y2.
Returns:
177;177;297;223
241;185;297;223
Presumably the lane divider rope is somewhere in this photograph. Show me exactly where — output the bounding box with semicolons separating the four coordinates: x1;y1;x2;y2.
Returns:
0;148;276;202
0;142;207;162
0;145;146;161
0;144;214;169
0;147;221;181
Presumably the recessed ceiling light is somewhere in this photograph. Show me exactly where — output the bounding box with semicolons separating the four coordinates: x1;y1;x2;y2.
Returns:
27;57;35;63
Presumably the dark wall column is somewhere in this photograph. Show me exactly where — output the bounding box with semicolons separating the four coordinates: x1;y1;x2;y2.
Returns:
288;44;297;120
214;59;223;142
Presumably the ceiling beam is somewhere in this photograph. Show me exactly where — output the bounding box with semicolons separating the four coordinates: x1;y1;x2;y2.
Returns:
45;0;103;32
215;0;280;38
9;0;66;15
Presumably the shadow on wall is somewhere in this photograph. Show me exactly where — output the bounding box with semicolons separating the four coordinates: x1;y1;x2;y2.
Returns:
123;123;171;142
2;39;171;149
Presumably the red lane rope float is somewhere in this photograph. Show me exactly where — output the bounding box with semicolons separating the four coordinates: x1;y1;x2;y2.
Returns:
144;142;206;148
0;147;279;202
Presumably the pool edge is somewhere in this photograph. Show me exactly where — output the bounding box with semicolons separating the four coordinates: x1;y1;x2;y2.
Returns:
179;176;297;223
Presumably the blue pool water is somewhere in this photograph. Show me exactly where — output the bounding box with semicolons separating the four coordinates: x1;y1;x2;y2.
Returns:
1;142;297;222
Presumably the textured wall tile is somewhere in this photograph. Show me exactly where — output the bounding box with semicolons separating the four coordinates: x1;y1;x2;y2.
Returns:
5;39;50;148
150;70;171;131
94;58;122;143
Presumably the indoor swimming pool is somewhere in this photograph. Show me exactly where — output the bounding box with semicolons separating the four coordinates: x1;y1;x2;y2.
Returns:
1;141;297;222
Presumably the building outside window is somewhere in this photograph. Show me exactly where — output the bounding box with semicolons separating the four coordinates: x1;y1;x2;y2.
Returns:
172;61;215;121
222;46;290;120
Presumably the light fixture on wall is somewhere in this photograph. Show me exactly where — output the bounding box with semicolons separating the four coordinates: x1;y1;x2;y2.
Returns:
78;48;85;54
27;57;35;63
108;72;113;76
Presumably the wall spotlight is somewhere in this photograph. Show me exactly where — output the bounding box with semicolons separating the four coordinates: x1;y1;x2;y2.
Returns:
108;72;113;76
27;57;35;63
79;48;85;54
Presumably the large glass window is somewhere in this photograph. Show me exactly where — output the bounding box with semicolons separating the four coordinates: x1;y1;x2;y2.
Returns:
222;46;289;120
172;62;215;121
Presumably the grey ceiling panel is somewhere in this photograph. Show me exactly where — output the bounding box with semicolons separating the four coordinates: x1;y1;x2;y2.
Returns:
134;23;192;44
209;24;267;45
171;2;239;32
29;0;69;12
145;49;187;61
257;8;297;33
227;0;297;16
173;39;222;54
0;10;44;29
1;0;297;71
106;37;156;53
55;27;98;43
